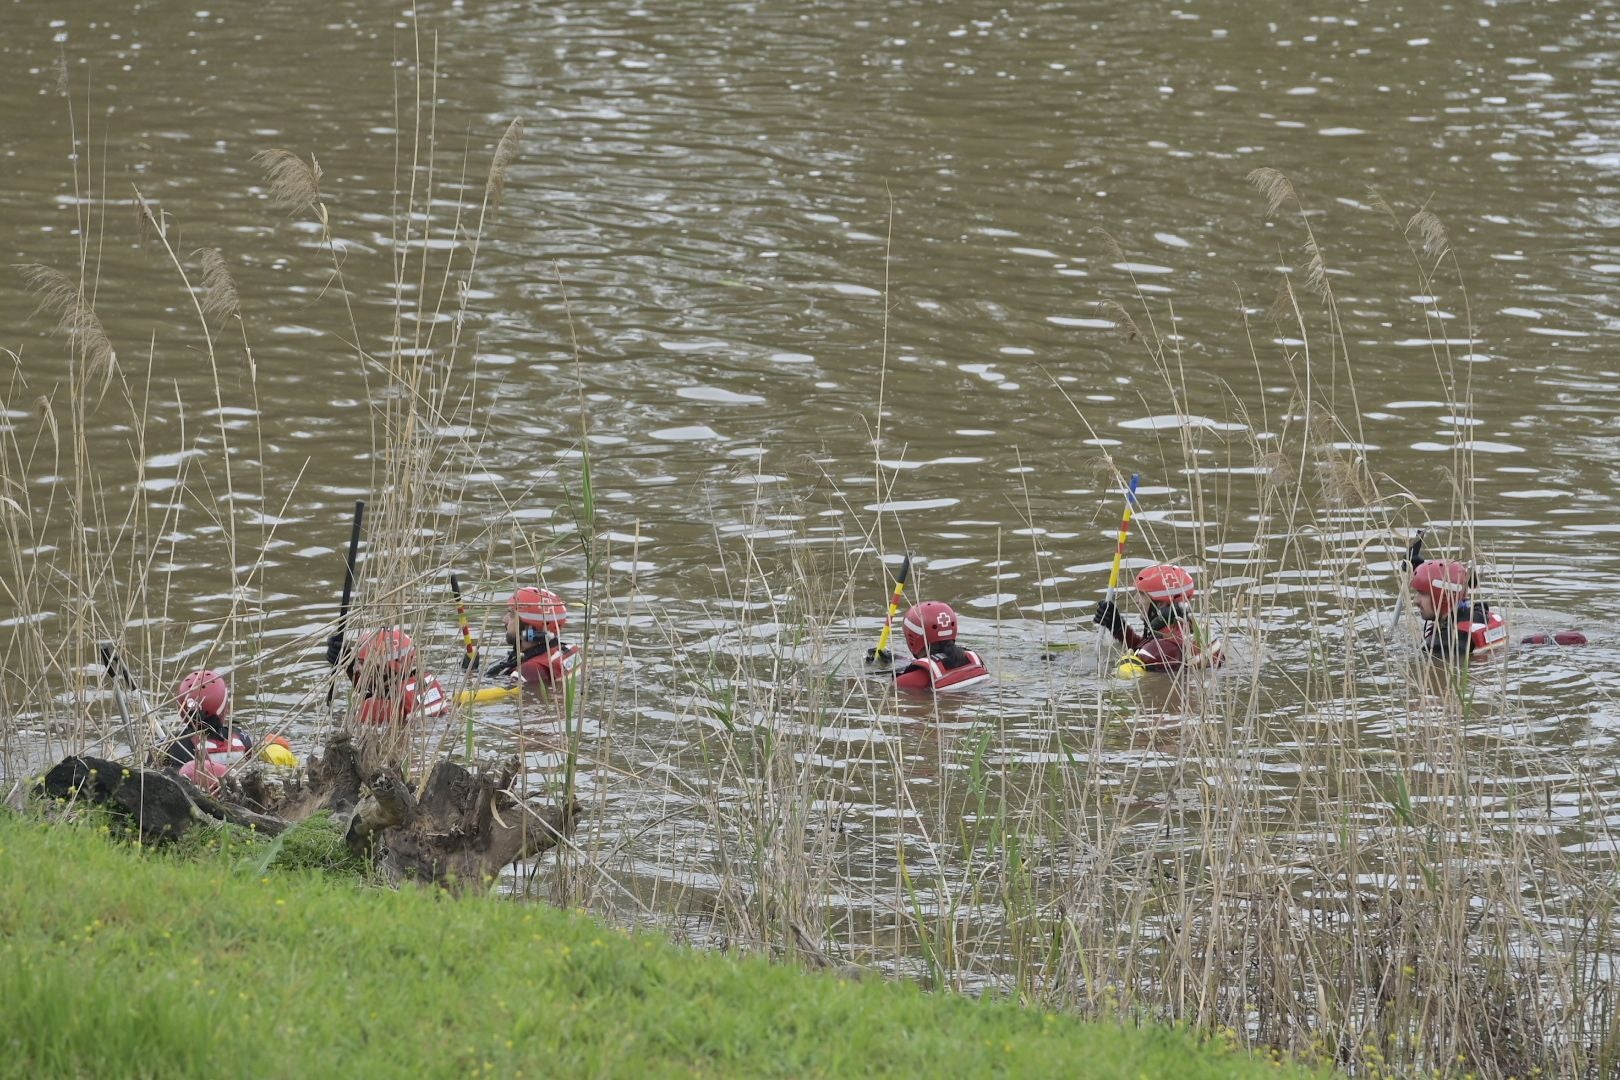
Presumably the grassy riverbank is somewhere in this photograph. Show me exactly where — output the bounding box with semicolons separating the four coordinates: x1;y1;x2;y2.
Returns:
0;814;1324;1079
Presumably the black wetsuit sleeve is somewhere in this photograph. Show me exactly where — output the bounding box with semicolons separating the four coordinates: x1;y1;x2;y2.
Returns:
484;652;517;679
1422;624;1469;658
161;734;197;767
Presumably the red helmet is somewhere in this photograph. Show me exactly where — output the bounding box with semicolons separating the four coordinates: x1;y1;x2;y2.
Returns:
355;627;417;673
176;669;230;727
1411;560;1470;613
1135;564;1196;603
510;587;568;630
902;601;958;657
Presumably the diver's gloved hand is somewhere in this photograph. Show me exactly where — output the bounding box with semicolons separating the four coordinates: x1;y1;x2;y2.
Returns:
1093;599;1125;637
1402;532;1426;572
324;634;344;666
484;652;517;680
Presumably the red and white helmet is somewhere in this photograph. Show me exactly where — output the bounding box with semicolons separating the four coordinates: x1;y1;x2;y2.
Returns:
902;601;958;657
510;587;568;630
176;669;230;727
355;627;417;673
1411;560;1470;613
1135;564;1196;603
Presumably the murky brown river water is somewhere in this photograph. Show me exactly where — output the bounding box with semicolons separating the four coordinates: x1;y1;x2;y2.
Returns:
5;0;1620;1064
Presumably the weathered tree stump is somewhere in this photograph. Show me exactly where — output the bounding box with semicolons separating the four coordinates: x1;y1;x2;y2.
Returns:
273;731;371;820
364;758;581;890
32;734;581;891
345;769;416;853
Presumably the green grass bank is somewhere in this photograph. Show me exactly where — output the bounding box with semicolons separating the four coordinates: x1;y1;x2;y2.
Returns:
0;814;1327;1078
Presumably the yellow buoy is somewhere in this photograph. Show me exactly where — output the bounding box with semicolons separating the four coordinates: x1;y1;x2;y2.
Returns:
1116;656;1147;679
455;684;523;706
260;742;299;768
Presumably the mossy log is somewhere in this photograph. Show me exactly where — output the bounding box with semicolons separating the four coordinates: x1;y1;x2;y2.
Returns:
36;755;289;840
34;734;580;890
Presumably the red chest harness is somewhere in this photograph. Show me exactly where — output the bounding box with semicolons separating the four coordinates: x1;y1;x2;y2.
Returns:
1456;605;1507;654
902;650;990;692
355;673;448;725
190;730;252;765
519;643;582;686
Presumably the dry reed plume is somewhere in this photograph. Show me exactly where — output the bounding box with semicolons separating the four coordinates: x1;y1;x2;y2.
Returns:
252;148;326;224
16;263;117;390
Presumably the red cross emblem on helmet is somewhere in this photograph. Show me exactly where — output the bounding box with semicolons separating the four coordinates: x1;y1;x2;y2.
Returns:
902;601;959;657
510;587;568;629
1134;564;1196;603
356;627;417;671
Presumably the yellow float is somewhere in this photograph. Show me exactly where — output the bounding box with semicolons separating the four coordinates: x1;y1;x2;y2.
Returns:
455;684;523;706
259;737;299;768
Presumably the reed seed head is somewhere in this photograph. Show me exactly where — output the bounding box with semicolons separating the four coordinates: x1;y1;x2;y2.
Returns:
1093;228;1127;265
34;394;58;452
195;247;240;325
253;149;324;218
485;118;524;216
1407;209;1451;261
16;263;118;388
1247;167;1297;219
1098;299;1141;343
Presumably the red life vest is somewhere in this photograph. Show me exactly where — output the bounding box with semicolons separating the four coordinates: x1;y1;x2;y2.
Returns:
1459;606;1507;654
895;649;990;693
173;729;252;767
1429;602;1506;658
165;725;255;767
1122;622;1220;672
354;673;448;726
518;643;581;687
